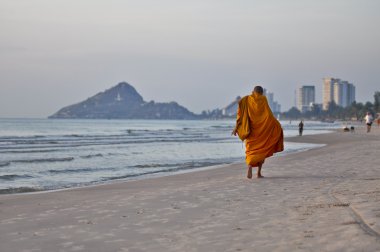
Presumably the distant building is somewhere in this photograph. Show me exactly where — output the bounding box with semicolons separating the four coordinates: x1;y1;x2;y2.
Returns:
323;78;336;110
333;81;356;108
221;88;281;116
222;96;240;116
264;89;281;113
296;86;315;113
323;78;355;110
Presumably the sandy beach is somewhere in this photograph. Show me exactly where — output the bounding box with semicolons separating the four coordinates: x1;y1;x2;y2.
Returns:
1;126;379;252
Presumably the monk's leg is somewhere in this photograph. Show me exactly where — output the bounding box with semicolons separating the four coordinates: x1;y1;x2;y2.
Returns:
257;162;264;178
247;166;253;179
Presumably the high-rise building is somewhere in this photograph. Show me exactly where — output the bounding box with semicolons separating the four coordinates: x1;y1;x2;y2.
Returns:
296;86;315;113
323;78;355;110
264;89;281;113
347;83;356;107
221;87;282;116
222;96;240;116
323;78;337;110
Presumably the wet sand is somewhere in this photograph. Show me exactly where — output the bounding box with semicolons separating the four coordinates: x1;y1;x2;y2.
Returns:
1;126;379;252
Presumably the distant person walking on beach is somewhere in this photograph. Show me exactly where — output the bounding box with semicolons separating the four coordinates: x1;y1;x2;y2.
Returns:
298;120;304;136
365;112;374;133
232;86;284;179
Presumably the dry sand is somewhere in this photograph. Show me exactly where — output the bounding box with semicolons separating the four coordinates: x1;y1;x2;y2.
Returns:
1;126;379;252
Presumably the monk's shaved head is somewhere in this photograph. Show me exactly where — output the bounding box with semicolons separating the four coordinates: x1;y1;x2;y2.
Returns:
253;86;264;94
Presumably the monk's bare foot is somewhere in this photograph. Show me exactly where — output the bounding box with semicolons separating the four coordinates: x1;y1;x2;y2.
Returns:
257;162;264;178
247;166;253;179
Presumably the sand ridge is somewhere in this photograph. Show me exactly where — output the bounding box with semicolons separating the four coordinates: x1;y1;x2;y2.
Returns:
0;127;379;251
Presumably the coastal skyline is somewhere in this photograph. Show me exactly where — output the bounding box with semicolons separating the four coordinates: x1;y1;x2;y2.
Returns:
1;0;379;118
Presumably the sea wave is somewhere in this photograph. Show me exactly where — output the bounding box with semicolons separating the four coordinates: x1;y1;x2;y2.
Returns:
47;167;114;174
80;153;103;159
0;174;34;180
210;125;232;129
0;187;42;194
11;157;74;163
0;162;10;167
0;137;226;151
134;163;179;169
0;149;61;154
134;161;220;169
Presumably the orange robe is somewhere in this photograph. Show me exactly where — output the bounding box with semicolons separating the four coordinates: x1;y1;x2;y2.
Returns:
237;93;284;167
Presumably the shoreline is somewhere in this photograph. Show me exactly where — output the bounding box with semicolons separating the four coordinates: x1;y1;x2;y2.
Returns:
0;162;242;196
1;127;379;251
0;131;329;196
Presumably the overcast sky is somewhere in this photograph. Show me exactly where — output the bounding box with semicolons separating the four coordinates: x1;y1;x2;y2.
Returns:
1;0;379;118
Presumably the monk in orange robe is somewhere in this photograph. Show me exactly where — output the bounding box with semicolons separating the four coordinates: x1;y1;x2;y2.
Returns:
232;86;284;178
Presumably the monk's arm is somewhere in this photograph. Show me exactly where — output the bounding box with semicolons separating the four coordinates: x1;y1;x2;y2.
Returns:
232;108;241;136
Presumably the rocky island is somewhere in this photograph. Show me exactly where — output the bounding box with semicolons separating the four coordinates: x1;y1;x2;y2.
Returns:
49;82;198;119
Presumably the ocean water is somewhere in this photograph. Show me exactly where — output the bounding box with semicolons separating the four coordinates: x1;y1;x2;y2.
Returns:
0;119;341;193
